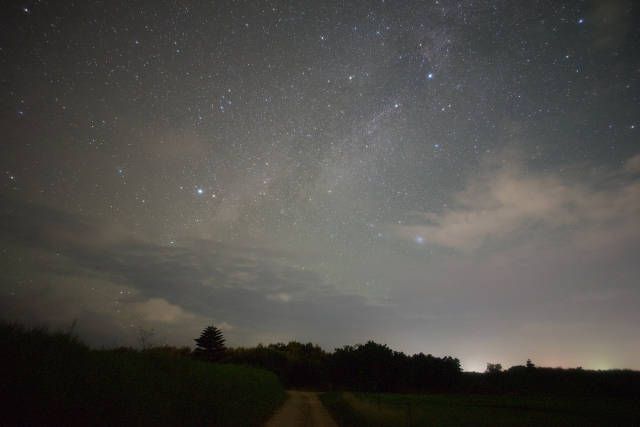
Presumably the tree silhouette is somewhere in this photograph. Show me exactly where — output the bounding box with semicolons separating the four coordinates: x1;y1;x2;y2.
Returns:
486;363;503;374
136;327;156;350
193;326;226;362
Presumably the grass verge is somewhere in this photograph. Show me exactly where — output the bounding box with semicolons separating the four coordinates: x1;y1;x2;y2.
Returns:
321;391;640;427
0;321;287;426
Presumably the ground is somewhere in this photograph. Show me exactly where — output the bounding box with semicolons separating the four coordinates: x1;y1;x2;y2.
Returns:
264;390;338;427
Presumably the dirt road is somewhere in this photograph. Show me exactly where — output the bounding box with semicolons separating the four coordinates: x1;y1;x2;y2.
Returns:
264;390;339;427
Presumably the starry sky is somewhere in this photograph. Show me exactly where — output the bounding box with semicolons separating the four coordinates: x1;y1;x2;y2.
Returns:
1;0;639;371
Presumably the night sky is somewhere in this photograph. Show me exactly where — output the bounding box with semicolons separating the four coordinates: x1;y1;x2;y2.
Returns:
1;1;639;371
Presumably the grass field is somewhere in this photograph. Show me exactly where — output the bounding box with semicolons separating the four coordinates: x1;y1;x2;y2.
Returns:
321;391;640;427
0;321;287;426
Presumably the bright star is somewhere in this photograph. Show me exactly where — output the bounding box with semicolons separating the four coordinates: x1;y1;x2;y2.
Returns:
428;73;433;79
197;189;203;194
416;237;424;244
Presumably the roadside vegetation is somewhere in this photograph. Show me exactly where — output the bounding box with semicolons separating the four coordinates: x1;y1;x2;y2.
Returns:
219;340;640;399
0;321;286;427
321;392;640;427
3;319;639;426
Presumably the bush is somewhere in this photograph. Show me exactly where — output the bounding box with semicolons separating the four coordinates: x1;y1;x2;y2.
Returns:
0;321;286;426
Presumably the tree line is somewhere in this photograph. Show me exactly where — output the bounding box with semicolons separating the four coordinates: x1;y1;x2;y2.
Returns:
468;360;640;397
189;326;461;392
186;326;640;396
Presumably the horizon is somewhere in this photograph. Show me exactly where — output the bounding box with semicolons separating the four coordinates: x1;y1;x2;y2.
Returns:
4;318;630;374
1;1;639;373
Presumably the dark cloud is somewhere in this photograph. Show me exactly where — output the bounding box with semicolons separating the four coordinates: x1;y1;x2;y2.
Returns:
0;196;392;349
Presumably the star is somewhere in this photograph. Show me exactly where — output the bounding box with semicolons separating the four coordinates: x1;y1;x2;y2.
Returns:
1;0;638;373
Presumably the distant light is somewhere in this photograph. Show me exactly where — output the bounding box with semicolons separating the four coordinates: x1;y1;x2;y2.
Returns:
578;19;584;24
416;237;424;244
428;73;433;79
435;144;439;148
197;189;203;194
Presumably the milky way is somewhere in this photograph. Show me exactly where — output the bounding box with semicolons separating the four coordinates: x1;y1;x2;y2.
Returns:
1;1;639;371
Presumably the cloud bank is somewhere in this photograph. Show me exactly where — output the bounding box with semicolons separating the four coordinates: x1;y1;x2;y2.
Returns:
389;152;640;254
0;197;386;349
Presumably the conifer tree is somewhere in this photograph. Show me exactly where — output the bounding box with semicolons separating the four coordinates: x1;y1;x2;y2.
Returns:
193;326;226;362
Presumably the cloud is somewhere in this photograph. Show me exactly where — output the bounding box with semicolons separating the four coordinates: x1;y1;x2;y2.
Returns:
0;196;145;253
588;0;637;51
625;155;640;174
387;152;640;253
130;298;196;323
267;293;292;302
0;196;391;349
216;321;234;331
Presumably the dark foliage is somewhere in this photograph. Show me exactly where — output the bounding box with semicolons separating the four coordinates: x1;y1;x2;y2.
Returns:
222;341;331;388
331;341;462;392
193;326;226;362
0;321;286;426
222;340;452;392
219;341;640;397
332;341;401;392
409;353;463;392
461;361;640;397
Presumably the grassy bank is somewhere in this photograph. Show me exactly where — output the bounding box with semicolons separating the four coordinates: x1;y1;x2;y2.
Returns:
0;321;286;426
321;391;640;427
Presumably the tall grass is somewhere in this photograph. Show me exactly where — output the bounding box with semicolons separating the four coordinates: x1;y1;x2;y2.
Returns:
0;321;286;426
321;391;640;427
